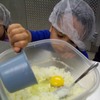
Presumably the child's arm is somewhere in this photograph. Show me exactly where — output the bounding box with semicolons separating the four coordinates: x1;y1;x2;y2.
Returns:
7;23;50;53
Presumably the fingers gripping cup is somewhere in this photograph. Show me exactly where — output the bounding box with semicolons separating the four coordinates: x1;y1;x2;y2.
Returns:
0;51;37;93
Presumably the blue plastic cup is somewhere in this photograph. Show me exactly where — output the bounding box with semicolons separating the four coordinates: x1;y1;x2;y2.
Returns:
0;51;37;93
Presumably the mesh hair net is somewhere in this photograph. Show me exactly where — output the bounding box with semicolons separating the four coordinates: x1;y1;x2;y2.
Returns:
49;0;96;50
0;3;11;27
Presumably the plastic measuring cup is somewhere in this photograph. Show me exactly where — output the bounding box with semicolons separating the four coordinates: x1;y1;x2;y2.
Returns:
0;51;37;93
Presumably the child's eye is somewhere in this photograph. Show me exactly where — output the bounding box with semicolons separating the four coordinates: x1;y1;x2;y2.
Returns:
69;40;75;45
57;33;65;38
57;34;64;38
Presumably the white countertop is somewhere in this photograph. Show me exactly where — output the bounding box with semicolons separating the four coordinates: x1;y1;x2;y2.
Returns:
87;62;100;100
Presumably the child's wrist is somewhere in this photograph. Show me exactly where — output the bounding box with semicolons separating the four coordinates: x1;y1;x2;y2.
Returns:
26;30;32;42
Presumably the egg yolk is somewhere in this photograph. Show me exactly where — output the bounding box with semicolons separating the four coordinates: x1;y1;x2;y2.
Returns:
50;76;64;87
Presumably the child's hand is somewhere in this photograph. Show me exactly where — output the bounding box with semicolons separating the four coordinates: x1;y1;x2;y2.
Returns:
7;23;32;53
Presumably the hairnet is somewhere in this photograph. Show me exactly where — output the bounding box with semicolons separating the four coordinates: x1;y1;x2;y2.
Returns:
0;3;11;27
49;0;96;50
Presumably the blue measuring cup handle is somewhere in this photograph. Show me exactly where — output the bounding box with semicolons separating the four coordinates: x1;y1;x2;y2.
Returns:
0;51;37;93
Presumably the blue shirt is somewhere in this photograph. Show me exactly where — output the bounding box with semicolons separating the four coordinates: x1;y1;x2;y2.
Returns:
30;30;88;58
30;30;50;41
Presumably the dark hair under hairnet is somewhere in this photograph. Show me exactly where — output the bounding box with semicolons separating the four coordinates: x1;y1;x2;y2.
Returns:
71;0;95;41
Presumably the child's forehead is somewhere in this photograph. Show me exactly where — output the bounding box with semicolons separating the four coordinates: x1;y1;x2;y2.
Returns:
59;14;79;25
58;14;83;31
54;14;84;40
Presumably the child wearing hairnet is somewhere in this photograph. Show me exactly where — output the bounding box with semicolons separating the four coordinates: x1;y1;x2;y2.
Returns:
0;3;11;41
7;0;96;58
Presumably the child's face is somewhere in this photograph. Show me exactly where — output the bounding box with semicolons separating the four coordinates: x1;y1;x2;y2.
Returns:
50;26;76;47
0;24;5;39
49;26;76;59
